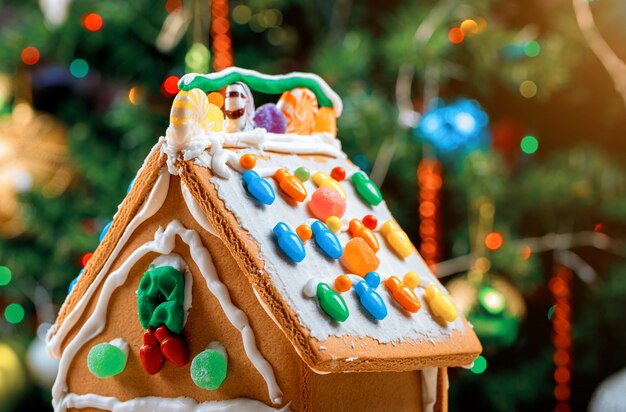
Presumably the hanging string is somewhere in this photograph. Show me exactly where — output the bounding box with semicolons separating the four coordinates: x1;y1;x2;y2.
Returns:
550;264;573;412
417;159;443;266
210;0;234;71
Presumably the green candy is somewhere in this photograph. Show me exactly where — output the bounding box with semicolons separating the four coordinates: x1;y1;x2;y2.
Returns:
180;72;335;108
351;172;383;206
294;167;310;182
317;283;349;322
190;347;228;390
137;266;185;334
87;343;127;378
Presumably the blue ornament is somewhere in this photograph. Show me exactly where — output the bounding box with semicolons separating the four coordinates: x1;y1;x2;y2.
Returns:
415;98;490;156
68;268;85;294
311;220;343;259
353;272;387;320
242;170;275;205
273;222;306;263
99;221;112;242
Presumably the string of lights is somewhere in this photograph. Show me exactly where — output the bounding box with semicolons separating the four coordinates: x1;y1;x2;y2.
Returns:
210;0;234;71
418;159;443;265
550;265;573;412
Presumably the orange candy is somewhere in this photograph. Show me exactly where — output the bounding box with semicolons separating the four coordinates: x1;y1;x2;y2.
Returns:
277;88;318;135
348;219;380;252
208;92;224;108
296;224;312;241
384;276;421;313
340;237;380;277
334;275;352;293
239;154;257;170
313;106;337;137
273;168;307;202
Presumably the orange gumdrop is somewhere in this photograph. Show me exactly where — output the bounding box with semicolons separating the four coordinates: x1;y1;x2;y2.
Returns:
334;275;352;293
296;224;312;241
239;154;257;170
313;106;337;137
340;237;380;277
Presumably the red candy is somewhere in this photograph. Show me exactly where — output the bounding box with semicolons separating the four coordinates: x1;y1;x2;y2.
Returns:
139;329;164;375
155;326;189;367
331;167;346;181
362;214;378;230
308;186;346;221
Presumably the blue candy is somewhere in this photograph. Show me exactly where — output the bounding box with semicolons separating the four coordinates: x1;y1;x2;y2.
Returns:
273;222;306;262
311;220;343;259
99;221;112;242
68;268;85;294
243;170;275;205
354;271;387;320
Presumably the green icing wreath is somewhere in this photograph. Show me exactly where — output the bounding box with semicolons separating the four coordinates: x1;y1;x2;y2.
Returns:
137;265;185;334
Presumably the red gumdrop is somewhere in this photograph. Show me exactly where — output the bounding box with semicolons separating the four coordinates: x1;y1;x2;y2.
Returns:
363;214;378;230
308;186;346;221
156;326;189;367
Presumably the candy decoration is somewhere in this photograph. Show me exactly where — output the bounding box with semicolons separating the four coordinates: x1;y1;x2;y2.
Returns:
334;275;352;293
137;266;185;334
87;340;128;378
308;187;346;221
224;82;255;133
207;103;224;131
273;222;306;263
362;214;378;230
317;282;349;321
253;103;287;134
384;276;421;313
340;237;380;277
68;268;84;294
156;326;189;367
277;88;319;135
169;88;212;151
139;329;164;375
380;220;413;259
190;343;228;390
403;272;420;289
99;221;112;242
296;224;312;242
311;220;343;259
273;168;307;202
354;272;387;320
239;154;257;170
351;172;383;206
294;167;310;182
326;216;342;233
348;219;380;252
424;285;458;322
242;170;275;205
312;172;347;200
313;106;337;137
330;167;346;181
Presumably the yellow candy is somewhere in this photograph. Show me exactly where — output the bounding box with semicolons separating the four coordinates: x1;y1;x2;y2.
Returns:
207;103;224;131
424;285;458;323
403;272;420;289
326;216;342;233
380;220;413;259
313;106;337;137
312;172;347;200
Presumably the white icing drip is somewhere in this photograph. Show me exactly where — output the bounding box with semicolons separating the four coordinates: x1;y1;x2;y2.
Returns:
181;183;218;237
207;341;227;359
51;220;283;410
421;368;438;412
209;153;465;344
47;169;171;359
151;254;193;326
60;393;290;412
180;67;343;116
108;338;129;357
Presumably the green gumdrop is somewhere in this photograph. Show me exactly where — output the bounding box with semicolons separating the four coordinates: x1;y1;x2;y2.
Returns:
190;349;228;390
150;301;184;334
87;343;127;378
317;283;349;322
294;167;310;182
351;172;382;206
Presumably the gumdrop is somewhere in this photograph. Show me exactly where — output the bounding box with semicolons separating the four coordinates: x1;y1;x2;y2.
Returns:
87;341;128;378
253;103;287;134
191;344;228;390
308;187;346;221
340;237;380;277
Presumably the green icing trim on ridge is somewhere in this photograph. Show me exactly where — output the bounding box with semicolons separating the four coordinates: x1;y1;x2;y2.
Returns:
178;67;342;114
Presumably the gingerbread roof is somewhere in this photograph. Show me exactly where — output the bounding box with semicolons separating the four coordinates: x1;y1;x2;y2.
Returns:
48;68;480;374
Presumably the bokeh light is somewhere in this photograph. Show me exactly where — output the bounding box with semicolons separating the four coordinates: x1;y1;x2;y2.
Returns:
69;59;89;78
471;355;487;374
524;40;541;57
232;5;252;24
81;252;94;267
21;46;40;65
128;86;141;105
161;75;180;97
521;135;539;154
520;80;538;98
4;303;25;324
448;27;464;44
485;231;504;250
460;19;478;34
0;266;11;286
82;13;103;31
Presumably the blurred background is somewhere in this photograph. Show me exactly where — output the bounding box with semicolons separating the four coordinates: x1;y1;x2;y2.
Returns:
1;0;626;411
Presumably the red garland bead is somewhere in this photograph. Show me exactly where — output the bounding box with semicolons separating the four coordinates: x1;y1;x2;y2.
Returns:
362;214;378;230
330;167;346;181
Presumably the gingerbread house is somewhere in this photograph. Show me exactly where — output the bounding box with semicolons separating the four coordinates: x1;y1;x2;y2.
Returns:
47;68;481;412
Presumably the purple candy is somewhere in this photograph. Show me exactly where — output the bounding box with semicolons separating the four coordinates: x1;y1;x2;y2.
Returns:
253;103;287;134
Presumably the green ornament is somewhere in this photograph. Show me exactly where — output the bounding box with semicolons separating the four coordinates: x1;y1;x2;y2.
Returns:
137;266;185;334
316;283;349;322
87;342;127;378
294;167;310;182
190;347;228;390
351;172;383;206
